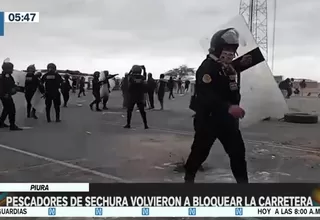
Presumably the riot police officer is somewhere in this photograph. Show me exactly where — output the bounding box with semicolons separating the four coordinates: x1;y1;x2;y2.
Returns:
184;28;249;183
41;63;63;122
61;74;72;107
89;71;102;111
24;64;41;119
0;62;22;130
124;65;148;129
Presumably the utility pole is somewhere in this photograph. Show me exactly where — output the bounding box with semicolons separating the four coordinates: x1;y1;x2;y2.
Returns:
239;0;268;61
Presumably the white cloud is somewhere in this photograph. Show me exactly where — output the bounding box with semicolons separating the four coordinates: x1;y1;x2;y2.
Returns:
0;0;319;80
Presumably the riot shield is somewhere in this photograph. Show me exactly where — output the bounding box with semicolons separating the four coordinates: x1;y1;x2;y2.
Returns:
200;15;288;128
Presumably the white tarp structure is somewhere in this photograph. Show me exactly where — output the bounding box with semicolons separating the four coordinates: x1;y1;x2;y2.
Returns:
200;15;288;128
99;71;115;98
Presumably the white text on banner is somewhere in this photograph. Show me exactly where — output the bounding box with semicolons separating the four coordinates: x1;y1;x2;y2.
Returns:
0;207;319;217
0;183;89;192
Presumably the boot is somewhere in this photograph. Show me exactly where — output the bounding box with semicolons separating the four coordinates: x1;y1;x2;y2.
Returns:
46;110;51;123
140;111;148;129
124;111;132;128
10;124;23;131
103;100;108;110
55;110;61;122
184;173;195;183
31;108;38;119
95;103;101;111
27;106;31;118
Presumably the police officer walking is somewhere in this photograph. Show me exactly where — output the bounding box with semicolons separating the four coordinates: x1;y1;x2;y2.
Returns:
24;64;42;119
124;65;148;129
41;63;63;122
184;28;250;183
121;73;129;109
89;71;102;111
0;62;22;130
61;74;72;107
147;73;156;109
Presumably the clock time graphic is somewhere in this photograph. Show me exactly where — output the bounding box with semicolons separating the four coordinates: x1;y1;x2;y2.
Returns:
0;12;40;36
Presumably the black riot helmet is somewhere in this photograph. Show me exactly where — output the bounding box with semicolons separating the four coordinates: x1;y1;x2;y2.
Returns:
209;28;240;57
131;65;142;75
2;62;14;73
27;64;36;73
47;63;57;73
35;71;42;78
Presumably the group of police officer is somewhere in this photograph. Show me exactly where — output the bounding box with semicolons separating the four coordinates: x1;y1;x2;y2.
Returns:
0;62;66;130
0;61;150;131
0;27;253;183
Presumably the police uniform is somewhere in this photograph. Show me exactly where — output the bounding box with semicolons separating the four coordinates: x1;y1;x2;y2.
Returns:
184;28;248;183
147;73;156;109
124;65;148;129
78;77;86;97
61;75;72;107
41;63;63;122
121;74;129;108
89;71;102;111
24;65;42;118
0;62;22;130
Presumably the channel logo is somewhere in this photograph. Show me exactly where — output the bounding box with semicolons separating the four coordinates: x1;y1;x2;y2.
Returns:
312;187;320;206
0;193;8;206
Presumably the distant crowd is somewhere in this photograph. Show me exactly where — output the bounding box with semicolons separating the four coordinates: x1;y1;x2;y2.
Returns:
278;78;307;98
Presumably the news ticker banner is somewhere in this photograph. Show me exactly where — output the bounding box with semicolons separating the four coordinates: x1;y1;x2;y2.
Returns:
0;12;40;36
1;207;320;217
0;183;320;217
